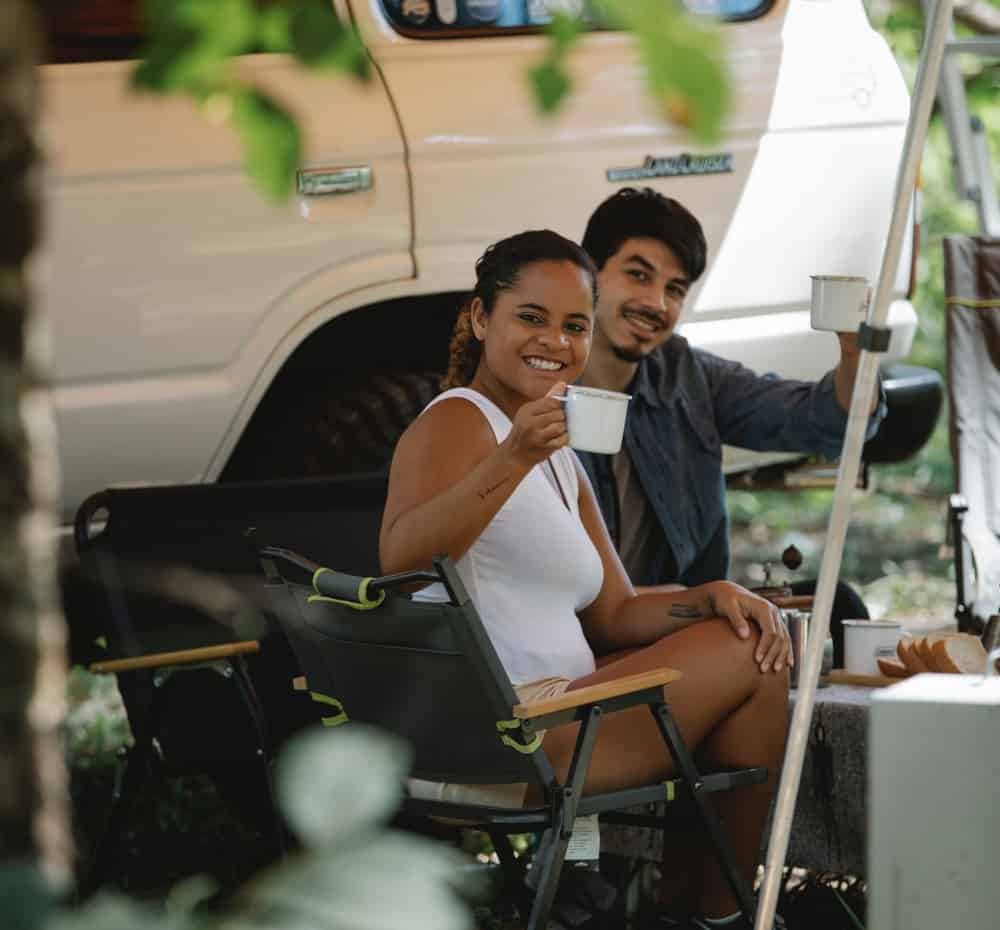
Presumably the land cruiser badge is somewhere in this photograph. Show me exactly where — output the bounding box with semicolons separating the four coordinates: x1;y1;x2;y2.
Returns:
606;153;733;183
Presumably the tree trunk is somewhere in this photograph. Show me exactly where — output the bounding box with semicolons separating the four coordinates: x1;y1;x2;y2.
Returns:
0;0;72;886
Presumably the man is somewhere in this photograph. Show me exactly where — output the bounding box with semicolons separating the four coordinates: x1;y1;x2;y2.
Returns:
576;188;884;655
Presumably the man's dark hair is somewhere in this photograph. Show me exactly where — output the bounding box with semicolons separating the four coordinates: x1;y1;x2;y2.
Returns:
582;187;707;283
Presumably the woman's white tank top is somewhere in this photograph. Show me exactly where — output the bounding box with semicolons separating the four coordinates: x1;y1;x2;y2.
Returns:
412;388;604;685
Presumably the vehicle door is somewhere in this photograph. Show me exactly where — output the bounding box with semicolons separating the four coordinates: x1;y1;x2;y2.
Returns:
38;0;412;520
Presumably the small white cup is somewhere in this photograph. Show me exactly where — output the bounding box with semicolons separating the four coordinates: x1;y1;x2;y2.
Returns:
810;275;871;333
558;385;631;454
842;619;901;676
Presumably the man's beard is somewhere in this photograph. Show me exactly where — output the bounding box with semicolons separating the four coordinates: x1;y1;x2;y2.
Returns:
611;343;645;364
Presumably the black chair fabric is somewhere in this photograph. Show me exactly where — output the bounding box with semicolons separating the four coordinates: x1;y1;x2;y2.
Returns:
273;578;548;786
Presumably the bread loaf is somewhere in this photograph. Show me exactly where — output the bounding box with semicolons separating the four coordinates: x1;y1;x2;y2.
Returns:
929;634;987;674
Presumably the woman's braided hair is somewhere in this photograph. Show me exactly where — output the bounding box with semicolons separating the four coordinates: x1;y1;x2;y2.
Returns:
441;230;598;391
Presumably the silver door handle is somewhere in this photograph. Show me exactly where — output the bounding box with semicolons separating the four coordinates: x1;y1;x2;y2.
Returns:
297;165;373;196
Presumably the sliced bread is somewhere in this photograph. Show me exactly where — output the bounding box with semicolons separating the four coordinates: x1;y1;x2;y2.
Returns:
930;633;987;674
914;635;938;670
877;656;909;678
897;637;931;675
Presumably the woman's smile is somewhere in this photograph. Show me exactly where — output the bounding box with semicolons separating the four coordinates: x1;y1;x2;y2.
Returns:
523;355;567;372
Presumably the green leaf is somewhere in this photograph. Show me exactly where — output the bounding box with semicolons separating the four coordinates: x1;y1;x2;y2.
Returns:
289;0;370;79
132;22;203;92
133;0;257;93
243;833;472;930
600;0;729;143
548;11;583;53
275;725;411;848
229;88;302;202
256;4;295;54
530;59;573;113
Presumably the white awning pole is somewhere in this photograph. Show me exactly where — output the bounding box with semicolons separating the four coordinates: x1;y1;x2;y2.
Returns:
754;1;954;927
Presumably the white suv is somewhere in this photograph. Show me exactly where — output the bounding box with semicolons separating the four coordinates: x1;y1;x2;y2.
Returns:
40;0;927;523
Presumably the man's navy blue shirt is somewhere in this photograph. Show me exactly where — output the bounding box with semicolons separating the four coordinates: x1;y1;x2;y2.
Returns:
576;335;886;587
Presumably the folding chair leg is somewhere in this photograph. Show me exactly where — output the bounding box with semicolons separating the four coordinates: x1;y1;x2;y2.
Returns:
488;829;531;918
80;740;154;897
227;659;289;857
650;702;757;930
949;496;975;633
526;706;602;930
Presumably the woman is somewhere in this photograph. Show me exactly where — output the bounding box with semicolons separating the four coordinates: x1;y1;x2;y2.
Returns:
380;230;790;929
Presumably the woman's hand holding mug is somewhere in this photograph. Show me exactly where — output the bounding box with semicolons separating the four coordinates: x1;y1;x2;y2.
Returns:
501;381;569;470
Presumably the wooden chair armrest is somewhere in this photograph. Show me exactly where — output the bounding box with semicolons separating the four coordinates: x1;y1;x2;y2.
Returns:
89;640;260;674
513;668;681;720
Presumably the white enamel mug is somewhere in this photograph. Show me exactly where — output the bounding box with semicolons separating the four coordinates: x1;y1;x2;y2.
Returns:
558;385;631;454
843;619;901;676
810;275;871;333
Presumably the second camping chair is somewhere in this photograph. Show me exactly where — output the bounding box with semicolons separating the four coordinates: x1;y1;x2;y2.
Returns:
257;546;768;930
944;235;1000;631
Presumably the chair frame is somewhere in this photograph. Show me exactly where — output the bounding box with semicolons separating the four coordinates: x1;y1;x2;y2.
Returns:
259;545;767;930
948;493;978;634
74;570;284;897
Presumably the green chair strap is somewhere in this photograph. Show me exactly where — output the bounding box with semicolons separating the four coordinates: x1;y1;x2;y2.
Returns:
310;691;349;727
496;718;542;754
309;568;386;610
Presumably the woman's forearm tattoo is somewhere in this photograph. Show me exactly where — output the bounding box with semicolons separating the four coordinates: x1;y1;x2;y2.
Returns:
669;604;703;619
477;475;511;500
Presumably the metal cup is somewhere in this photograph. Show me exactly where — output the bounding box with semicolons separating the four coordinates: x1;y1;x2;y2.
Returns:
784;610;807;688
783;609;832;688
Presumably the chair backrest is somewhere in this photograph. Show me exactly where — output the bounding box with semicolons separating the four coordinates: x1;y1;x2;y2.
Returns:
75;474;388;579
261;552;555;788
944;236;1000;615
71;474;389;748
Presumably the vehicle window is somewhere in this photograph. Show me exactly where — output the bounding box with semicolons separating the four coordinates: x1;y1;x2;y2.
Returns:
40;0;143;64
382;0;769;36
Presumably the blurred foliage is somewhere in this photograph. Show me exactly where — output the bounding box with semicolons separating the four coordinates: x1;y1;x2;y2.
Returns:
132;0;369;200
44;726;473;930
64;668;131;769
596;0;728;140
134;0;730;200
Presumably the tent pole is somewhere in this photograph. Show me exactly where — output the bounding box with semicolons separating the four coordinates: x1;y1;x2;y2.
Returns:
754;0;955;926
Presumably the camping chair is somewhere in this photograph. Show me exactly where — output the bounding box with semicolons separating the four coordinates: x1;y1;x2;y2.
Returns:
943;235;1000;632
71;473;389;893
256;545;768;930
71;561;281;896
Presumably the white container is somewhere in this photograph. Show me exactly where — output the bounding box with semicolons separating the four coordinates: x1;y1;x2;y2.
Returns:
869;675;1000;930
560;385;631;454
842;619;901;676
810;275;871;332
